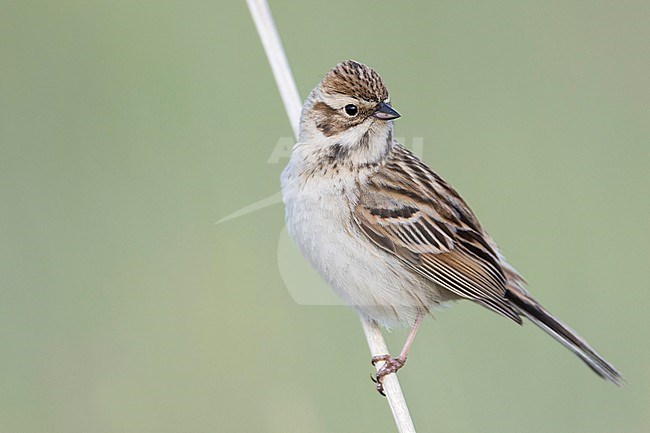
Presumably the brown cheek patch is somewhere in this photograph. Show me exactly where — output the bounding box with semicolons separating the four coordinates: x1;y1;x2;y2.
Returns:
313;101;353;137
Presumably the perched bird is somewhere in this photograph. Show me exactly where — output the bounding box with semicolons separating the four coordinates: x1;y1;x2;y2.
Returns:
281;60;622;394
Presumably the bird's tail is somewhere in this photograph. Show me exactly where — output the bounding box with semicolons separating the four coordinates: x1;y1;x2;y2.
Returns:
505;289;624;386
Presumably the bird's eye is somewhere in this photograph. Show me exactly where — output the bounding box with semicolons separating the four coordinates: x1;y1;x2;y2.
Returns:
344;104;358;117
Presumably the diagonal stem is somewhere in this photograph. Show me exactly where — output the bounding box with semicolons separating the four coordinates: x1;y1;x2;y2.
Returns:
362;319;417;433
245;0;416;432
245;0;302;138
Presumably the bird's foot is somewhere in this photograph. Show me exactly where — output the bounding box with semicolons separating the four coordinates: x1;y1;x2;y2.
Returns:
370;354;406;396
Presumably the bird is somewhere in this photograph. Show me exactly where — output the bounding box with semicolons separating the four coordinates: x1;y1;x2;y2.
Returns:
280;59;622;394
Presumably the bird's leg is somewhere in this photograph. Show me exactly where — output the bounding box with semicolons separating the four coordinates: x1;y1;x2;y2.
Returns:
371;315;423;395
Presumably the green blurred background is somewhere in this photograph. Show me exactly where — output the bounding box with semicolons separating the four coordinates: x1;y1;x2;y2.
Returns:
1;1;648;432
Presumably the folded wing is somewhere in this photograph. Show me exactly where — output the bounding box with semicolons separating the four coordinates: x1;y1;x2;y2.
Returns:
353;145;522;323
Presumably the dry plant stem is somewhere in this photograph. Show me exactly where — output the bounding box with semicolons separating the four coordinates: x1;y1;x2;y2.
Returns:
245;0;302;138
245;0;416;431
362;319;417;433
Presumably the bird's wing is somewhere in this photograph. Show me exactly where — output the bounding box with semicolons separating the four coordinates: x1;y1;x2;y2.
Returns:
353;144;522;323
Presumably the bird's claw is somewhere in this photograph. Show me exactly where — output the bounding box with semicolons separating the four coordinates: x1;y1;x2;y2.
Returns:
371;354;391;366
370;355;406;396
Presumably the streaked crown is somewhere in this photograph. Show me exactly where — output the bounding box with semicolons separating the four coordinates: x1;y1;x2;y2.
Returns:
320;60;389;102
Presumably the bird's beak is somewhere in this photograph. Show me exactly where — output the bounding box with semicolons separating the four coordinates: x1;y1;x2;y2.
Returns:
373;102;401;120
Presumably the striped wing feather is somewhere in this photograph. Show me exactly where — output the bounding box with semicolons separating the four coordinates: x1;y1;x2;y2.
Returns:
354;145;522;323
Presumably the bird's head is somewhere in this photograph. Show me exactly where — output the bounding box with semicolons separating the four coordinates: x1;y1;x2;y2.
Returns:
298;60;399;163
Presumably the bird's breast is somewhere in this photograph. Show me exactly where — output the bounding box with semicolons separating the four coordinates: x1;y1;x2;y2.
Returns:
281;162;441;328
